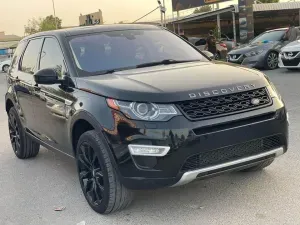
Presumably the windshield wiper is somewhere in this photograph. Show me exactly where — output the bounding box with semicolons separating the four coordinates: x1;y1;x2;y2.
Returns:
136;59;200;68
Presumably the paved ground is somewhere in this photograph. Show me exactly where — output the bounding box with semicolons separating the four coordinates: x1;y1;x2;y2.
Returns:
0;69;300;225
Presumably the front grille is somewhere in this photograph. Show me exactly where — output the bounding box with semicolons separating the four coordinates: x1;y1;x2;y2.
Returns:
282;58;300;67
177;88;271;121
181;135;282;172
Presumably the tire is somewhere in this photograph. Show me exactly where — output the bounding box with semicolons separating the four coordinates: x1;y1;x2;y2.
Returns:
240;158;274;172
76;130;134;214
264;52;278;70
2;64;9;73
215;52;221;60
8;107;40;159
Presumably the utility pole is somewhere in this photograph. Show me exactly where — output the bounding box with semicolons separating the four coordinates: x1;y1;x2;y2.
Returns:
163;0;166;27
52;0;58;29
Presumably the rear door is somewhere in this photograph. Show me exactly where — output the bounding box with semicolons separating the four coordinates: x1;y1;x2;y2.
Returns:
8;38;43;130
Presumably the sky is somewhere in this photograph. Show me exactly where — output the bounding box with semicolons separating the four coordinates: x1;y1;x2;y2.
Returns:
1;0;241;36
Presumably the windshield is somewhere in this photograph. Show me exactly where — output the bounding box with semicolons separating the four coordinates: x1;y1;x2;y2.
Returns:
250;30;286;44
69;29;207;75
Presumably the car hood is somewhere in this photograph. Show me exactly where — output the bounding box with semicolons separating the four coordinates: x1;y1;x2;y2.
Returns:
281;40;300;51
76;61;269;103
229;41;280;55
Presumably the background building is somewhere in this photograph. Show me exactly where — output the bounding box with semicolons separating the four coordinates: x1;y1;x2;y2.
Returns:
0;32;21;62
79;9;104;26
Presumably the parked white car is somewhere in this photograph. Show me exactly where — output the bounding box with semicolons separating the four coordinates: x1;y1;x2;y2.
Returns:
279;40;300;70
0;59;11;73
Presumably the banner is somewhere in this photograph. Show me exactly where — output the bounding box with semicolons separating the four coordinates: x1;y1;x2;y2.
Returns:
172;0;231;11
238;0;254;43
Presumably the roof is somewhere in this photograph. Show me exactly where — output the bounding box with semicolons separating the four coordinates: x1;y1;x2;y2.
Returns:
0;34;22;42
171;2;300;24
172;5;235;24
253;2;300;12
24;24;160;40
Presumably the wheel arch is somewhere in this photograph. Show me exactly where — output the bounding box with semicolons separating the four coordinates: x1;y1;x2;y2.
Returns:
6;98;14;114
70;110;104;156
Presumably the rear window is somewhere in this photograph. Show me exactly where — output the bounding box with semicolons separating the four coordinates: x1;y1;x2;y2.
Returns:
69;29;207;75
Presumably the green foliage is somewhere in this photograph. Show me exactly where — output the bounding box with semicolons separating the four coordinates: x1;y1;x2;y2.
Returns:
39;15;62;31
24;15;62;35
213;26;221;39
194;5;212;14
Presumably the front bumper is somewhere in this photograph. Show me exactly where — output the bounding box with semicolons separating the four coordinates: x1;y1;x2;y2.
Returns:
104;98;288;190
227;53;266;68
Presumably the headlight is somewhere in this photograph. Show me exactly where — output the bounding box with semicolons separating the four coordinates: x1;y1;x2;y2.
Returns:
107;99;181;121
269;81;281;100
264;75;281;100
245;49;264;57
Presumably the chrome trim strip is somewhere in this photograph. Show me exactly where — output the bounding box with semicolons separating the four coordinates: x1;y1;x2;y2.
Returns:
172;147;284;187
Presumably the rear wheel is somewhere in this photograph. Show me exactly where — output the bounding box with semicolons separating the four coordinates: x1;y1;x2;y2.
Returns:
264;52;278;70
2;64;9;73
76;130;134;214
215;52;221;60
240;158;274;172
8;107;40;159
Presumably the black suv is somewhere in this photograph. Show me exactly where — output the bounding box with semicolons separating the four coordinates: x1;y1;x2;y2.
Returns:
5;25;288;214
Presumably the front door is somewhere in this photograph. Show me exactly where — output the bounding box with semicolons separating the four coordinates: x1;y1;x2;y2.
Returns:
30;37;75;156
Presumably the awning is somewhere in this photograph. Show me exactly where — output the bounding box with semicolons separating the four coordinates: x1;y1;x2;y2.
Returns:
172;5;237;24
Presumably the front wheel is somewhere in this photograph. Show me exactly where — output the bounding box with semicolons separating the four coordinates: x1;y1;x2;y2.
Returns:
214;52;221;60
76;130;134;214
264;52;278;70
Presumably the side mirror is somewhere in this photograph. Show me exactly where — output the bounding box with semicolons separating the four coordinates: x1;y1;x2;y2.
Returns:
34;68;59;85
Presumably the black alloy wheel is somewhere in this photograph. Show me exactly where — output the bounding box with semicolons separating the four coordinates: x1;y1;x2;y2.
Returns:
77;142;105;207
3;65;9;73
76;130;133;214
265;52;278;70
9;110;22;155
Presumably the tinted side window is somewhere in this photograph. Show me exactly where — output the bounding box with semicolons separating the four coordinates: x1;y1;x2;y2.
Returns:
40;38;66;78
20;38;43;74
10;41;27;72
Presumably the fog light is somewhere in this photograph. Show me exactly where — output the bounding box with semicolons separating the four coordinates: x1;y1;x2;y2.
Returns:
128;145;170;157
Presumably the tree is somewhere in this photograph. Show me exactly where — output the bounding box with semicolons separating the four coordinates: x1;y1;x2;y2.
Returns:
39;15;62;31
24;15;62;35
24;18;41;35
194;5;212;14
258;0;279;3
